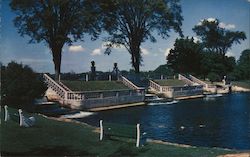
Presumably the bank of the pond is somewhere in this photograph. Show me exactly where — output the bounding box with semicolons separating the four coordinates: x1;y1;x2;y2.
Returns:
0;109;241;157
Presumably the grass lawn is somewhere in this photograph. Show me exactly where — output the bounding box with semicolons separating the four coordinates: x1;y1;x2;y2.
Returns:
0;107;240;157
62;80;129;91
232;80;250;89
155;79;186;86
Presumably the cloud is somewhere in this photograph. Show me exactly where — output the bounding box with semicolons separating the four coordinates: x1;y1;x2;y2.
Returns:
197;17;216;26
91;48;102;56
219;22;235;30
141;48;150;55
193;36;200;43
226;51;235;57
69;45;85;53
248;0;250;2
207;17;216;22
164;48;171;57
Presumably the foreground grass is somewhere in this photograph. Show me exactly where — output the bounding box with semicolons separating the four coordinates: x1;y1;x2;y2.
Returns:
0;108;238;157
62;80;129;91
155;79;186;86
232;80;250;89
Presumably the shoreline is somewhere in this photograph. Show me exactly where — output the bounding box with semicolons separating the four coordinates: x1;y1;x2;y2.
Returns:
40;113;247;152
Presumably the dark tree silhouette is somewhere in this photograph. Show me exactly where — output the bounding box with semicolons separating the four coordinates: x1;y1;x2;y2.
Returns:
96;0;183;73
167;37;203;75
10;0;100;80
192;18;246;56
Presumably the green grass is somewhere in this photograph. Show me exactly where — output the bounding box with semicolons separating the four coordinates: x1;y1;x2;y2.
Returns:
155;79;186;86
232;80;250;89
1;107;239;157
62;80;129;91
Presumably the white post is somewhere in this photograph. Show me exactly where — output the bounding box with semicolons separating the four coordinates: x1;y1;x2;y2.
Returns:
161;75;163;80
86;74;88;82
4;105;9;122
100;120;103;141
136;124;140;147
18;109;24;126
109;75;111;81
59;74;61;82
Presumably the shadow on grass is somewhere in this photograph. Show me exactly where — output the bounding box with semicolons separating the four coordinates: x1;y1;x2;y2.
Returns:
1;146;97;157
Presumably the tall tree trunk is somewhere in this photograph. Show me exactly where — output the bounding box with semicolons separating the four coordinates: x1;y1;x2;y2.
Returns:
52;46;62;81
130;40;141;73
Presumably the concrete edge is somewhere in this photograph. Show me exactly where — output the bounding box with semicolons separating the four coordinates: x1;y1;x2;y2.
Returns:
88;102;146;111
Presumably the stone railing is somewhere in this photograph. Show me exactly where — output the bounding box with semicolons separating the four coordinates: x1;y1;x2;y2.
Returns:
178;74;194;85
119;75;141;90
44;74;145;102
189;75;208;87
149;80;162;92
66;89;144;101
43;74;67;99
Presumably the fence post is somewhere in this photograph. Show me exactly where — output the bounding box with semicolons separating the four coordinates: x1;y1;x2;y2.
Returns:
136;124;140;147
18;109;24;126
161;75;163;80
86;74;88;81
4;105;9;122
109;75;112;81
100;120;103;141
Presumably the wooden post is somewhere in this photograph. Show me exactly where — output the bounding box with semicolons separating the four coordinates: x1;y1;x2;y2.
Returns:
4;105;9;122
136;124;140;147
100;120;103;141
109;75;111;81
18;109;23;127
86;74;88;81
59;74;61;82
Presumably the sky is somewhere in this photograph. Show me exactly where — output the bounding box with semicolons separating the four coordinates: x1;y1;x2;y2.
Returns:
1;0;250;73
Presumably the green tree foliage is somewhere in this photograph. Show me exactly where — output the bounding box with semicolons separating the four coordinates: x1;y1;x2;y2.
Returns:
200;52;236;79
167;37;203;75
192;18;246;56
1;62;47;108
94;0;183;73
10;0;100;80
234;49;250;80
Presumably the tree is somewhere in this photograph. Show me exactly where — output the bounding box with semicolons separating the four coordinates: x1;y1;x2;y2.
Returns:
192;18;246;56
96;0;183;73
1;62;47;108
236;49;250;80
167;37;203;75
200;52;236;79
10;0;100;80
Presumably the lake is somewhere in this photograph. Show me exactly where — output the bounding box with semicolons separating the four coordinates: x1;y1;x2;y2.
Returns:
79;92;250;150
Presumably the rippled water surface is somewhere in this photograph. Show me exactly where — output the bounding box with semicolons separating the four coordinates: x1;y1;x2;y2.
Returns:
79;92;250;150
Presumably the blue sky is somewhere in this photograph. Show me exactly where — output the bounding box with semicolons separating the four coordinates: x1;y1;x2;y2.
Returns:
1;0;250;73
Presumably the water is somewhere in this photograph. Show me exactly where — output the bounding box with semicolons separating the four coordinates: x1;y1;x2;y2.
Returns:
78;92;250;150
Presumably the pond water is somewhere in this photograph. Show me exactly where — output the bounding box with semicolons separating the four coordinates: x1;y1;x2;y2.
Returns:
79;92;250;150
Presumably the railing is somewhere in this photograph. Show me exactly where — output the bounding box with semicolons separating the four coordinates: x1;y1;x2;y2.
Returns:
149;80;162;92
43;74;67;99
44;74;145;102
66;89;143;101
119;75;141;90
178;74;194;85
189;75;208;87
149;80;173;92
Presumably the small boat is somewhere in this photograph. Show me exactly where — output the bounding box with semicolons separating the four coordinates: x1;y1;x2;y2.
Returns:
204;94;223;100
147;100;179;106
145;94;164;102
205;94;223;98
